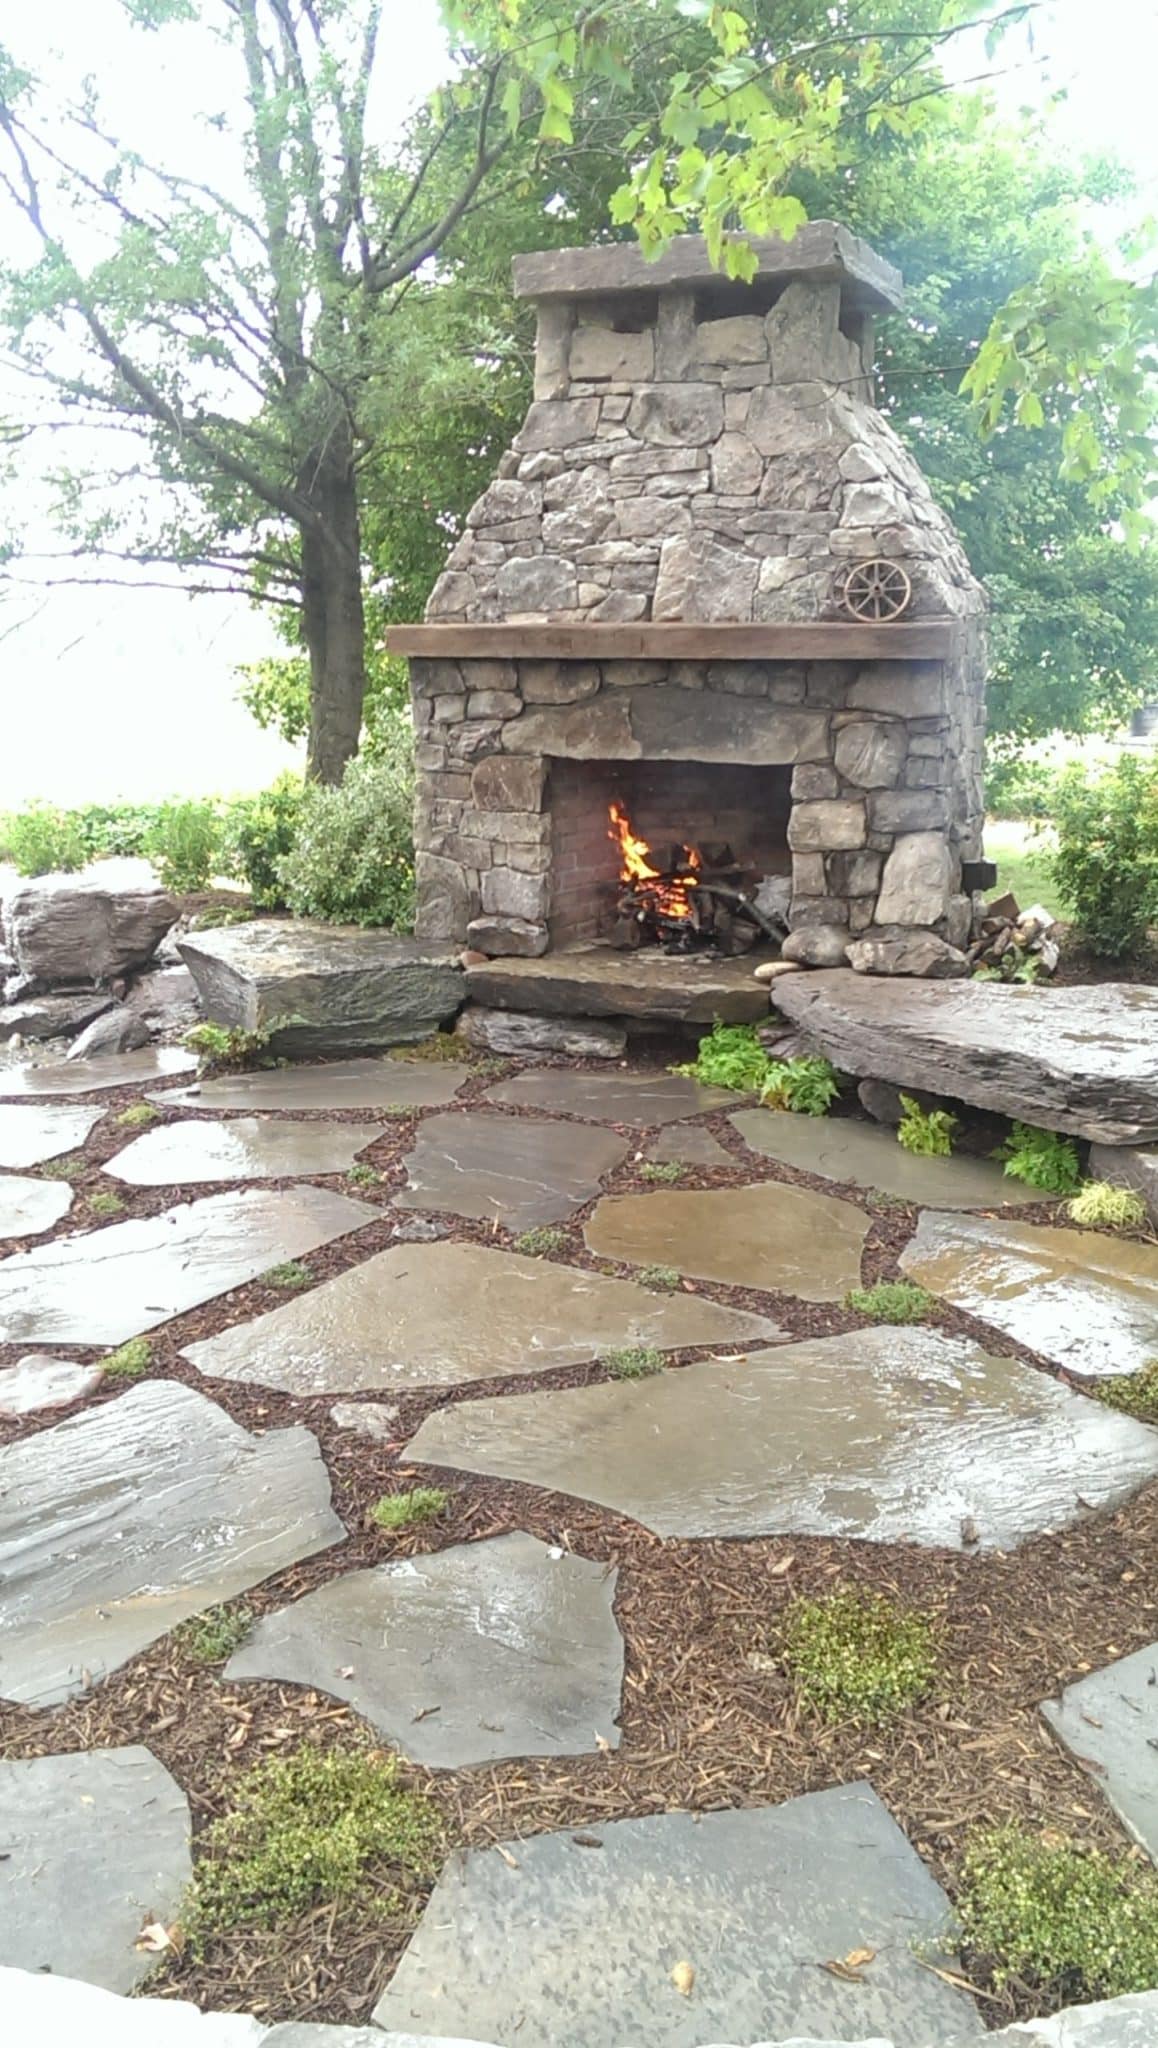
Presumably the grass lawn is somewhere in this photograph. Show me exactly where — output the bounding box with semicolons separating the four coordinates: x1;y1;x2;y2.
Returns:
984;819;1065;921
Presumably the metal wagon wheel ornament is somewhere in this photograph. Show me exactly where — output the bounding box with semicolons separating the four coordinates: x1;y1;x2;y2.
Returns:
835;557;913;622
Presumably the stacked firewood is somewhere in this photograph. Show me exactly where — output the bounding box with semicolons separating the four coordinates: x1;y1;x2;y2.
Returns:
610;843;788;957
967;892;1059;979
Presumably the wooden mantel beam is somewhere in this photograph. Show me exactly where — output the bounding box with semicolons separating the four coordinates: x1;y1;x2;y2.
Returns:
385;621;960;663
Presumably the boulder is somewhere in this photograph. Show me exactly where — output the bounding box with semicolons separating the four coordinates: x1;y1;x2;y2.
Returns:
466;915;550;959
1089;1142;1158;1227
845;932;969;978
3;862;177;987
455;1006;626;1060
178;919;465;1057
781;926;849;969
874;833;953;928
126;964;202;1037
66;1005;152;1061
774;970;1158;1144
0;992;114;1043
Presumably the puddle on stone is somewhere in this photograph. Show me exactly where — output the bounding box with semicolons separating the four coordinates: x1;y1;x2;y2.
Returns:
0;1104;104;1169
488;1069;740;1125
585;1178;867;1299
105;1116;385;1186
150;1055;470;1113
0;1048;197;1098
731;1107;1038;1208
0;1355;102;1417
396;1111;628;1230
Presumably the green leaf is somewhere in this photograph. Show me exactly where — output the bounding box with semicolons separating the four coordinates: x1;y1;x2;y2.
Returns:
1015;390;1045;428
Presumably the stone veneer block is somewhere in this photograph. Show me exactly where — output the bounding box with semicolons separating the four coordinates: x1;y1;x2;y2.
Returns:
731;1108;1039;1208
901;1210;1158;1381
105;1117;385;1187
0;1174;73;1240
374;1783;977;2046
0;1185;375;1346
395;1111;628;1230
1042;1644;1158;1862
0;1380;344;1705
226;1532;623;1767
0;1747;192;1992
586;1178;868;1299
408;1329;1158;1547
0;1047;197;1098
181;1240;777;1395
487;1069;738;1124
151;1056;470;1113
465;945;771;1024
0;1103;104;1168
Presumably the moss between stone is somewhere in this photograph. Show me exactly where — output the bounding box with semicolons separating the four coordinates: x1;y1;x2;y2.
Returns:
958;1825;1158;2003
175;1602;254;1666
602;1345;665;1380
845;1280;937;1325
102;1337;152;1380
1097;1360;1158;1426
370;1487;450;1531
782;1589;938;1726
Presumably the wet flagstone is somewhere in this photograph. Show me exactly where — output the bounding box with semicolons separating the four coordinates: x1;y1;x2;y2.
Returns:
374;1782;976;2047
0;1354;103;1416
645;1120;732;1168
0;1379;344;1706
150;1055;470;1114
0;1173;73;1240
0;1102;104;1169
0;1047;197;1097
105;1116;385;1186
585;1178;867;1299
395;1111;629;1231
1042;1643;1158;1861
182;1240;777;1395
0;1184;374;1346
731;1107;1039;1207
488;1068;739;1124
0;1746;191;1992
225;1531;623;1768
901;1210;1158;1379
407;1328;1158;1546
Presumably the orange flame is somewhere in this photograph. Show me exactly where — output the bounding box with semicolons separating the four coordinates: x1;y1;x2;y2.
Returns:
608;800;701;920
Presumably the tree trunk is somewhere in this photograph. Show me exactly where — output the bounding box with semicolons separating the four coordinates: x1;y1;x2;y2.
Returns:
300;427;366;784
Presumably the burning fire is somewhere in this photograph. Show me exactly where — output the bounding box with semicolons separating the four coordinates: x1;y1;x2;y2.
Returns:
607;799;701;921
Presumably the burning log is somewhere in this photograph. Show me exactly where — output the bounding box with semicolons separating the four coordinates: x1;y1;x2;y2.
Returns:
606;798;786;955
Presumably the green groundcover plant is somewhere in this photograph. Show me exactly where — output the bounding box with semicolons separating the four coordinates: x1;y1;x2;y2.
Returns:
997;1122;1083;1195
782;1589;938;1727
958;1826;1158;2002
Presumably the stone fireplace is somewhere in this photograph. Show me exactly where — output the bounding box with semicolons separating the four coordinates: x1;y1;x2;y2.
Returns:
391;223;987;1009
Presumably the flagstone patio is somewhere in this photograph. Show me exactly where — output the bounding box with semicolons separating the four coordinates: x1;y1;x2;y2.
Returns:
104;1115;386;1186
0;1102;105;1167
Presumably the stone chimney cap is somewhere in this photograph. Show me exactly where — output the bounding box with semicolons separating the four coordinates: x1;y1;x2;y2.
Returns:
512;220;902;314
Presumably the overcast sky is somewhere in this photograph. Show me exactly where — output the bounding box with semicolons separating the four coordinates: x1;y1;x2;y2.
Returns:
0;0;1153;805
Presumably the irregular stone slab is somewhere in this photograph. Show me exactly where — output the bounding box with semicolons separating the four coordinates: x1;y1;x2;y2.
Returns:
1043;1644;1158;1862
1090;1141;1158;1228
731;1108;1039;1208
466;943;771;1023
901;1211;1158;1380
67;1004;152;1061
0;1969;267;2045
586;1179;867;1300
0;989;114;1042
105;1117;385;1187
3;861;177;985
183;1240;777;1395
488;1069;738;1125
0;1046;196;1097
0;1746;191;1992
374;1782;976;2047
646;1121;732;1168
0;1379;344;1705
0;1354;102;1416
329;1400;400;1440
151;1055;469;1114
409;1329;1158;1546
0;1101;104;1167
178;920;465;1057
0;1185;374;1346
774;970;1158;1145
226;1532;623;1768
0;1172;73;1239
396;1112;628;1230
455;1005;626;1059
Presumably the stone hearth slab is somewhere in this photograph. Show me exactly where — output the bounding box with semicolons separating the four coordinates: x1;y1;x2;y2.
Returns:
901;1210;1158;1379
1042;1644;1158;1861
226;1531;623;1767
773;970;1158;1145
373;1782;976;2046
150;1055;470;1113
647;1121;732;1167
0;1103;104;1168
408;1329;1158;1546
731;1107;1038;1207
0;1379;344;1706
0;1185;375;1346
178;920;465;1056
0;1174;72;1239
105;1116;385;1186
488;1070;738;1124
465;943;772;1023
396;1111;628;1230
0;1746;191;1992
0;1354;103;1416
0;1047;197;1098
585;1179;866;1299
181;1240;777;1394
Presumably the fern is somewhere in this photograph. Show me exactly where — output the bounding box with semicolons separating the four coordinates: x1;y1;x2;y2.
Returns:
760;1055;841;1117
896;1095;957;1157
997;1122;1082;1195
673;1021;769;1093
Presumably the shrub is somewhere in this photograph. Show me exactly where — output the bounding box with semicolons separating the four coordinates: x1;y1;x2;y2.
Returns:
896;1095;957;1157
185;1744;441;1945
175;1602;253;1666
1050;754;1158;957
1;802;89;875
512;1226;567;1256
958;1825;1158;2002
102;1338;151;1379
997;1122;1082;1195
845;1280;937;1324
370;1487;449;1531
1097;1360;1158;1425
760;1055;841;1117
278;731;415;930
602;1345;665;1379
984;752;1061;823
150;799;224;892
674;1021;769;1093
224;773;304;909
783;1589;938;1725
1066;1181;1148;1230
638;1263;680;1291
